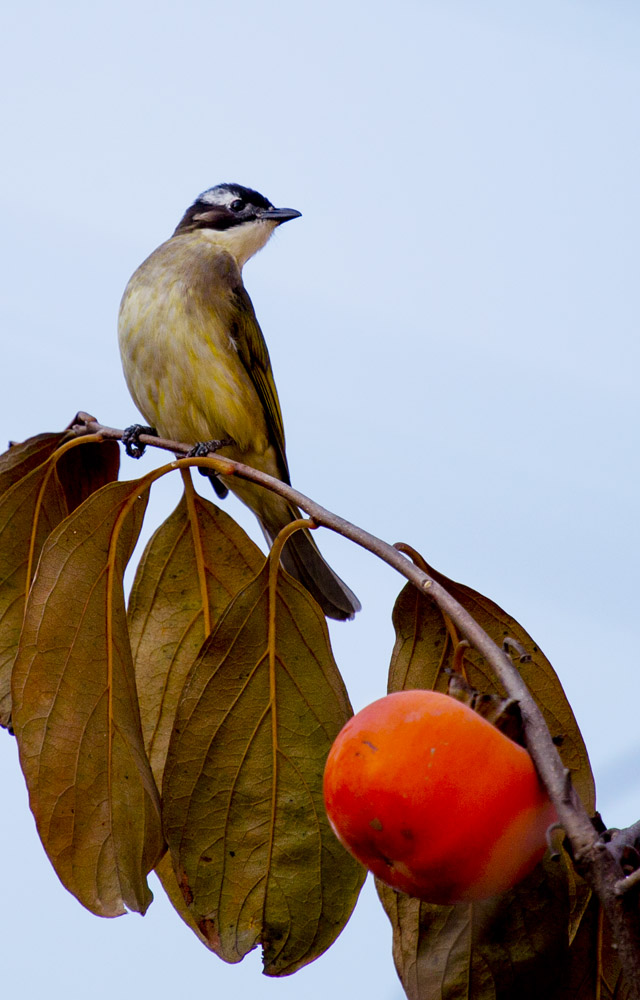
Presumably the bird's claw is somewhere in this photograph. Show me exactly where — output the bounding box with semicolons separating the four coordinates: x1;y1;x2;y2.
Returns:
201;470;230;499
122;424;156;459
187;438;234;499
186;438;233;458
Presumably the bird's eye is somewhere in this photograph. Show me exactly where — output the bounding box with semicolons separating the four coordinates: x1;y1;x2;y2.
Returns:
229;199;245;212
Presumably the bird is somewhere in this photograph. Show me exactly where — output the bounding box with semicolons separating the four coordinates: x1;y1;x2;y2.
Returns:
118;182;360;621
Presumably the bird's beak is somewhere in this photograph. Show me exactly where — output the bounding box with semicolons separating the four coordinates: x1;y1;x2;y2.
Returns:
260;206;302;224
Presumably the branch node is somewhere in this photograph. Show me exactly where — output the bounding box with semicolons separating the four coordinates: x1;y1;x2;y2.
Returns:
68;410;97;430
393;542;430;575
546;821;565;860
502;636;531;663
615;867;640;897
598;828;620;844
452;639;471;674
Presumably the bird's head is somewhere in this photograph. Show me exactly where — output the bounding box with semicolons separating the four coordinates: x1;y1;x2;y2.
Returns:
173;183;301;267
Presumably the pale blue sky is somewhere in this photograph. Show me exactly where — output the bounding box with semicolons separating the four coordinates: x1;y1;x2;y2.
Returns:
1;2;639;997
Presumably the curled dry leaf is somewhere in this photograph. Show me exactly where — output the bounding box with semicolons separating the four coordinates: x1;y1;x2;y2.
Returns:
12;478;164;916
162;559;365;975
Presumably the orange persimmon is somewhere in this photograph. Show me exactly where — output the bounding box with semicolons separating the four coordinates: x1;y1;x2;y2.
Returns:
323;690;557;904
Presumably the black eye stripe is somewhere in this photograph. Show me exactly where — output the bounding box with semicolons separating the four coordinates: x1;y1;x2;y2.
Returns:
173;186;271;235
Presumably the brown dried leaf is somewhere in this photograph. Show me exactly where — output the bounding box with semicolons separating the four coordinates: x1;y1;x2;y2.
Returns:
389;571;594;810
0;432;119;508
378;851;592;1000
0;432;67;495
552;894;627;1000
154;852;215;950
162;561;365;974
384;570;597;998
12;478;164;916
0;435;121;728
0;460;69;728
582;900;634;1000
55;437;120;511
129;478;264;786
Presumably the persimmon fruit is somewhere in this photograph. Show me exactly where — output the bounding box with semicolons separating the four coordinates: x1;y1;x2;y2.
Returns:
323;689;557;904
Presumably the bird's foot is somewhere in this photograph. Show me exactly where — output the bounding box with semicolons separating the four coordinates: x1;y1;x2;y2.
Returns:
187;438;234;459
187;439;234;499
122;424;157;459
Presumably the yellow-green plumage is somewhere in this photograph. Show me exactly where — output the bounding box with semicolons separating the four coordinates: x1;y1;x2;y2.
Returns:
118;188;359;620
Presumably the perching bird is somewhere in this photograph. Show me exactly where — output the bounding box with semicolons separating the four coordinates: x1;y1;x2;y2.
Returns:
118;182;360;620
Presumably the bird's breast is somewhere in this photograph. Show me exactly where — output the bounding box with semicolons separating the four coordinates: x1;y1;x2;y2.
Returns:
118;244;271;459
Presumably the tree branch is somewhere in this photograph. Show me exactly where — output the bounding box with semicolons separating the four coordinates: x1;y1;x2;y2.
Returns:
70;413;640;995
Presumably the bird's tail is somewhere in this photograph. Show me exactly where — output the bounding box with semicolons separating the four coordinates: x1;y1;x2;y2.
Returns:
261;502;361;621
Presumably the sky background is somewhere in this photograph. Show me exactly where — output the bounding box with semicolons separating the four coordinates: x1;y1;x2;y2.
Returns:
1;1;639;997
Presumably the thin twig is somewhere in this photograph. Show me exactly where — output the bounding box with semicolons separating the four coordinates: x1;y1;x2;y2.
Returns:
615;867;640;898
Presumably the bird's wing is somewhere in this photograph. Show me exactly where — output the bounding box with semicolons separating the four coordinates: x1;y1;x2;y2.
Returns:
230;282;291;484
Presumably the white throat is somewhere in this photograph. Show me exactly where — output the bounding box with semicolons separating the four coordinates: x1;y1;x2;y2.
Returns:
200;219;279;269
